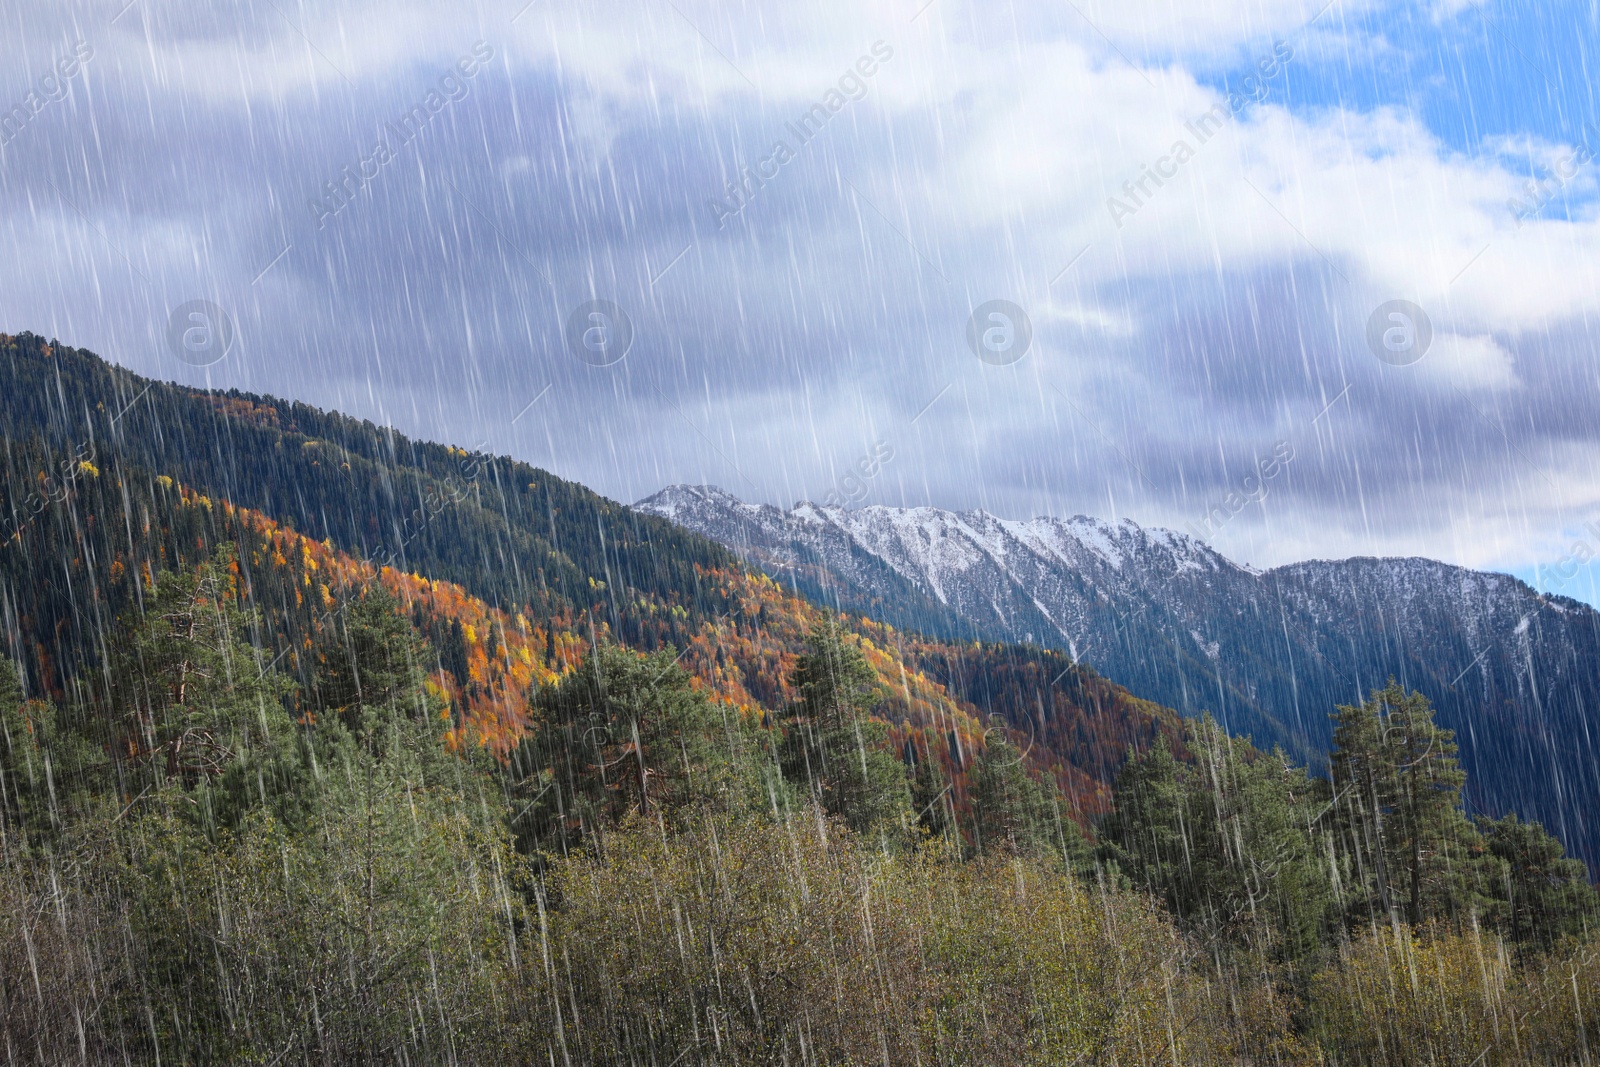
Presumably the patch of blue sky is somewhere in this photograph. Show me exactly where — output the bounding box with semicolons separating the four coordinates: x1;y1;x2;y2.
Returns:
1509;560;1600;610
1200;1;1600;224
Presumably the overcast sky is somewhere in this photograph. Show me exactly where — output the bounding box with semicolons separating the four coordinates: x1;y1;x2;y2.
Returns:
3;0;1599;604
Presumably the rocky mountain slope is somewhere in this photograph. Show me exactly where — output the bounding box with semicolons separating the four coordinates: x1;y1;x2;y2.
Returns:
638;485;1600;865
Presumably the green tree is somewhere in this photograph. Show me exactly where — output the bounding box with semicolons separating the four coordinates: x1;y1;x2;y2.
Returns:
1328;683;1397;922
0;656;67;843
313;585;441;746
96;546;299;832
1480;812;1597;951
0;657;36;829
510;642;775;857
968;723;1056;859
1330;681;1483;927
1102;739;1192;911
781;619;911;836
109;710;524;1064
1187;717;1338;968
907;737;954;841
1103;719;1337;969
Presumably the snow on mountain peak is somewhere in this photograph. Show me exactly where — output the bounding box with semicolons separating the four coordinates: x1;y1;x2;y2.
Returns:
634;483;1600;869
636;483;750;521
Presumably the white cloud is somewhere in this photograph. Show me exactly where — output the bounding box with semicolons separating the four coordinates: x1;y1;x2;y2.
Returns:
1413;332;1519;391
994;0;1395;63
1037;299;1137;335
5;0;1600;586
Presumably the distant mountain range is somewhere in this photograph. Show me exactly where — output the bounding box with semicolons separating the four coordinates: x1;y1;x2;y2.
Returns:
637;485;1600;866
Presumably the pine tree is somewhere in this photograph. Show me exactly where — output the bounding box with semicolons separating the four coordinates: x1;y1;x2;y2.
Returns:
442;618;470;685
780;618;911;836
0;655;60;843
968;724;1055;859
313;585;436;742
1480;812;1598;951
1105;719;1337;968
1103;740;1193;912
1187;717;1338;968
97;546;298;830
511;642;773;856
1330;681;1482;927
907;737;953;840
1388;683;1475;924
1329;684;1397;922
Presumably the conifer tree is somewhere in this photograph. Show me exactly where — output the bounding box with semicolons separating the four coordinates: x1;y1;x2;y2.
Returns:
1480;812;1598;951
97;546;298;830
1330;681;1482;926
0;656;63;842
968;724;1056;859
1103;739;1192;912
313;584;436;743
512;642;773;856
781;618;911;836
1330;684;1399;923
1105;719;1337;968
1187;716;1338;968
907;736;953;840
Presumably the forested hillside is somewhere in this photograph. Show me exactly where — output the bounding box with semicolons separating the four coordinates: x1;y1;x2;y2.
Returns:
0;333;1179;814
0;332;737;634
3;334;1599;1065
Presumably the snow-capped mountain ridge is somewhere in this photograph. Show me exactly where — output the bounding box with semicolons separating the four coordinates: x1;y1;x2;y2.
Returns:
636;484;1600;869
